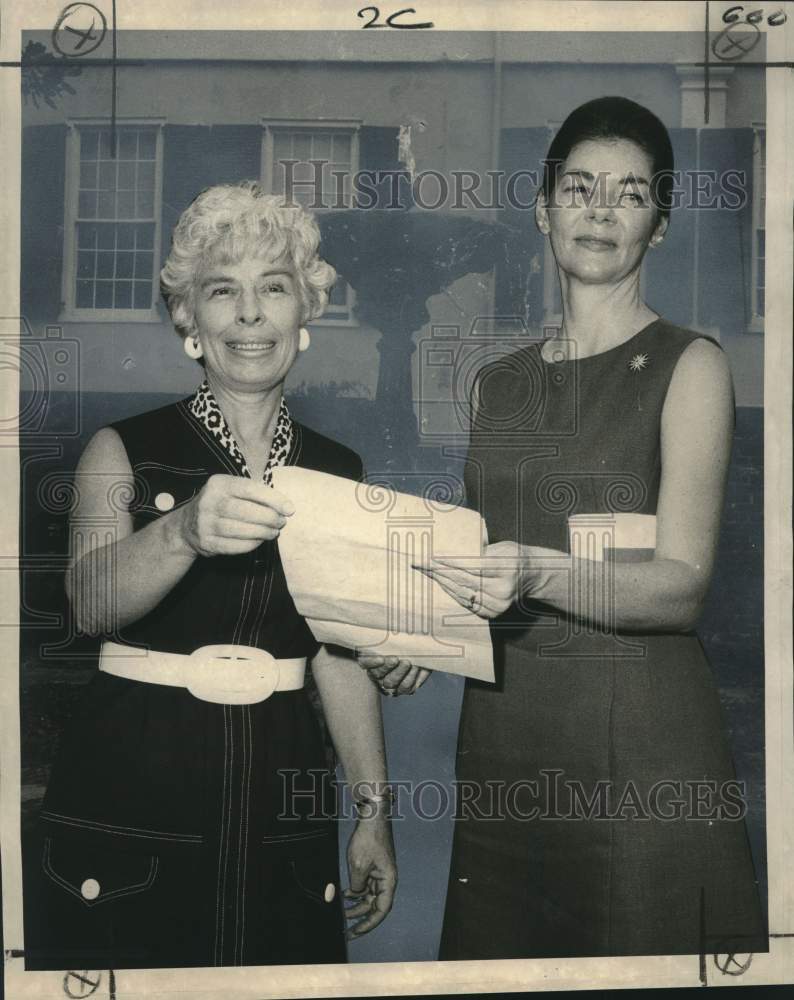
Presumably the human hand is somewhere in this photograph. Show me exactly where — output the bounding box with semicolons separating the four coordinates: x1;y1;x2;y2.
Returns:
176;474;295;557
414;540;525;619
356;654;431;697
344;816;397;938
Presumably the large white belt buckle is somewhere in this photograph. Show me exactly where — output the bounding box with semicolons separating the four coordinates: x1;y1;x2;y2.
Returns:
184;645;279;705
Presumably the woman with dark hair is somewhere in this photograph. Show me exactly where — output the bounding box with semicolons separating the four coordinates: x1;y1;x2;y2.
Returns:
362;97;766;958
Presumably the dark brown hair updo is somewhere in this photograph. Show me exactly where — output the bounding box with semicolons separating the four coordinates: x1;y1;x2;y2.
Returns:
542;97;675;219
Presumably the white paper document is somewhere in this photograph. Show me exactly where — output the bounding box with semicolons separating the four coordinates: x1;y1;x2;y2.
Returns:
272;467;494;681
568;512;657;562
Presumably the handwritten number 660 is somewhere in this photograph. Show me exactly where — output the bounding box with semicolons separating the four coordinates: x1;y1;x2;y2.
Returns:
722;6;788;26
358;6;434;29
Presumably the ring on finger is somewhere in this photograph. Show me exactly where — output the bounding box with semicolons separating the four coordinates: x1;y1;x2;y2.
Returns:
466;590;480;612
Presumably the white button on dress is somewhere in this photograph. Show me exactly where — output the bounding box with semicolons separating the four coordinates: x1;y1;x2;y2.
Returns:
80;878;101;900
324;882;336;903
154;492;175;512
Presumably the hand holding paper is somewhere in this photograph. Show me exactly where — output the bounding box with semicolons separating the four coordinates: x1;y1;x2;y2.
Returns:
414;539;526;620
271;467;494;682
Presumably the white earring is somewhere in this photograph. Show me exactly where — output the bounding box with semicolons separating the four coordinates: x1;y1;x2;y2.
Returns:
184;335;203;360
298;327;311;352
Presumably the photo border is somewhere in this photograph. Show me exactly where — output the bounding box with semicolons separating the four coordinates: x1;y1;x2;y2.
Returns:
2;1;791;996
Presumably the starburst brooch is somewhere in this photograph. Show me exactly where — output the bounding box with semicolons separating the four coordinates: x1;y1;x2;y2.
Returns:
629;353;649;372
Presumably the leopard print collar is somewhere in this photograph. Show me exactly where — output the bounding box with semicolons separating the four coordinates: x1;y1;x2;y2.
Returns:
187;379;293;484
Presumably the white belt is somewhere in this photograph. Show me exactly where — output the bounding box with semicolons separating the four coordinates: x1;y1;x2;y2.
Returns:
99;641;306;705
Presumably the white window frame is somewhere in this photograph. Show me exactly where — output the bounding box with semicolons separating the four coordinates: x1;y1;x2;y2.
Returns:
749;123;765;333
261;118;361;328
60;117;165;324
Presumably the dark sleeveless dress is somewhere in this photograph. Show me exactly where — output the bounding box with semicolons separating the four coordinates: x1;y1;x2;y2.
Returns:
24;388;362;970
439;320;766;959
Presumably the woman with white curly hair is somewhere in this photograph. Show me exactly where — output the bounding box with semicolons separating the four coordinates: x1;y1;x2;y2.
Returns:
25;182;396;970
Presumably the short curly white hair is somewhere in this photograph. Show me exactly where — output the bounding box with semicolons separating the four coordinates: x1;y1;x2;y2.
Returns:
160;181;337;338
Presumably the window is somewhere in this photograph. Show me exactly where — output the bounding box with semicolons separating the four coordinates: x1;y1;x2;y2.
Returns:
262;120;360;324
750;125;765;331
62;121;163;321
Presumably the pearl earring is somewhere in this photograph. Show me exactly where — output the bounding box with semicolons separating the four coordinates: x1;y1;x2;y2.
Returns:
184;335;203;360
298;327;311;352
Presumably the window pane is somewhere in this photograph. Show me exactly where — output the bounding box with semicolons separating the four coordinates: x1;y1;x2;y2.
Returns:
313;134;331;160
133;281;152;309
117;191;135;218
98;130;112;159
119;132;137;159
331;134;351;162
77;223;98;249
137;223;155;248
293;161;313;183
134;252;153;279
116;252;134;279
77;251;95;278
80;162;97;189
136;161;155;193
273;133;291;162
95;281;114;308
78;191;97;218
97;252;115;279
118;161;135;190
76;280;94;307
80;130;99;159
136;189;154;219
99;161;116;191
117;223;135;249
98;191;116;218
138;130;156;159
97;223;115;249
293;134;311;160
114;281;133;309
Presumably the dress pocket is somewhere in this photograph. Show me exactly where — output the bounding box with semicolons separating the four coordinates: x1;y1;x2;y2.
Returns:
287;842;339;907
42;836;158;908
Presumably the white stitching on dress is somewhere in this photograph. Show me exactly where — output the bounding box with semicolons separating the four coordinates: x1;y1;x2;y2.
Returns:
239;704;253;963
136;461;207;473
214;704;231;965
247;556;274;648
41;837;159;907
184;383;295;965
288;860;326;905
261;829;330;844
232;564;255;647
233;707;245;964
40;811;202;842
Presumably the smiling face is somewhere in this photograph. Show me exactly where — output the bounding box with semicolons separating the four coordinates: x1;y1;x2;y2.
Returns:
192;249;303;395
537;137;668;287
